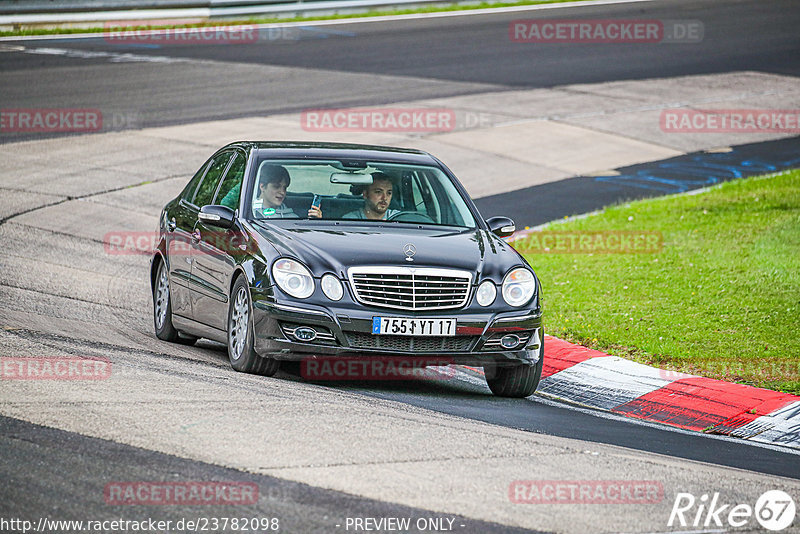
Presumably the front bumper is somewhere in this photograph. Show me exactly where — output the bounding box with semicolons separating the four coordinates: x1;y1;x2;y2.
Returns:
251;298;542;367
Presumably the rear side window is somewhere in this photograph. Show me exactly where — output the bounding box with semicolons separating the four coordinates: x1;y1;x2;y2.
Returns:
193;152;233;207
214;152;247;209
181;158;211;202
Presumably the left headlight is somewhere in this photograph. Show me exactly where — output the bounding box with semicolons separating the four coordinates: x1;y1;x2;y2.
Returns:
272;258;314;299
320;273;343;301
475;280;497;306
502;267;536;307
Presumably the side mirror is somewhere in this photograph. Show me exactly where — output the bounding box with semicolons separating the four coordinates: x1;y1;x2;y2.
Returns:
199;205;235;229
486;216;515;238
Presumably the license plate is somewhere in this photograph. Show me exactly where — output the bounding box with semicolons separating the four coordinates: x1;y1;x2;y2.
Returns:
372;317;456;337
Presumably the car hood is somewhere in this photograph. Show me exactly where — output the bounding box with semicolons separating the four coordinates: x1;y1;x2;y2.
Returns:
251;221;525;281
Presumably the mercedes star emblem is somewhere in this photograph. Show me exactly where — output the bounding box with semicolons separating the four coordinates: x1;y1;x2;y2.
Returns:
403;243;416;261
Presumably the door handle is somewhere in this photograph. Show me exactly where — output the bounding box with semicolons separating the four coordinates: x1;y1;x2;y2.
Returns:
191;230;201;243
167;218;176;232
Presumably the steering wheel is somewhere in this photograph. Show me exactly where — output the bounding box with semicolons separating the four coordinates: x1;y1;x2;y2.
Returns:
387;211;435;223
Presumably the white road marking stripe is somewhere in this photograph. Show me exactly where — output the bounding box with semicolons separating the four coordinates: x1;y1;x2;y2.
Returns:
19;45;188;63
538;356;675;410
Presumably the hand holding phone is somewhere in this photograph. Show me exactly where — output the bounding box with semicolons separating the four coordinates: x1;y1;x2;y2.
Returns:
308;195;322;219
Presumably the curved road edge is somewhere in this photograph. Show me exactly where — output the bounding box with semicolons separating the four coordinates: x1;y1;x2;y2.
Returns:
531;335;800;450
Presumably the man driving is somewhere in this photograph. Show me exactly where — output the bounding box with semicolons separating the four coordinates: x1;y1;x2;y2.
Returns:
342;172;400;220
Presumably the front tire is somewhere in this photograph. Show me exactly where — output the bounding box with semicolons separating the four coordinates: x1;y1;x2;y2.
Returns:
485;337;544;398
227;276;279;376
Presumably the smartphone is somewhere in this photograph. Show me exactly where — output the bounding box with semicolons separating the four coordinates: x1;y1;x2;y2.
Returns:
311;195;321;209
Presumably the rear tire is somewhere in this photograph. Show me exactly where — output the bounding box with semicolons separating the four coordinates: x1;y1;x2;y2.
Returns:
227;276;279;376
485;336;544;398
153;260;179;342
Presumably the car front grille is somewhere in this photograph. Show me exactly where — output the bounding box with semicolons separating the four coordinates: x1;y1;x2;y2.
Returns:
345;332;477;352
348;266;472;311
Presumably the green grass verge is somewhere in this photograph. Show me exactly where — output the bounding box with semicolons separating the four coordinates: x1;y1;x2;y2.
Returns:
516;170;800;395
0;0;592;38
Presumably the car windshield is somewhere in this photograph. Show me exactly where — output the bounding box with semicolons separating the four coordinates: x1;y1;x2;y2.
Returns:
245;159;477;228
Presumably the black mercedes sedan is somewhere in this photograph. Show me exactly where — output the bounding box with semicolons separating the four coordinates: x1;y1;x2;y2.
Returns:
150;142;543;397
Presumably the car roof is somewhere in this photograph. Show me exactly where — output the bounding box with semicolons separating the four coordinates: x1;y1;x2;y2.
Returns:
221;141;439;165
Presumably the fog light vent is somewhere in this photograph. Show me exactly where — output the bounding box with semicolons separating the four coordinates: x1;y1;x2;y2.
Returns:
279;323;337;345
500;334;521;349
294;327;317;341
482;330;533;351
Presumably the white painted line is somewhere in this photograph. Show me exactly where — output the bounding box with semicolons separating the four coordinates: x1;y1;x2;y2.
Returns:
0;0;656;42
19;45;189;63
538;356;675;410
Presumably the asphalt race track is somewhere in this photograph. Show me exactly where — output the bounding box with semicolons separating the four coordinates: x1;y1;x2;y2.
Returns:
1;0;800;532
2;0;799;141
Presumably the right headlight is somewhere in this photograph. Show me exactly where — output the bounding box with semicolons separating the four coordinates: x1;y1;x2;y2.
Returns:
272;258;314;299
502;268;536;307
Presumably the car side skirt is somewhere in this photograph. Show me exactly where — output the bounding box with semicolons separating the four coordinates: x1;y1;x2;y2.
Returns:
172;314;227;345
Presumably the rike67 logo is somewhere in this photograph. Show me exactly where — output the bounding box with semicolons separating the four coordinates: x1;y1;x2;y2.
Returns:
669;490;796;531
